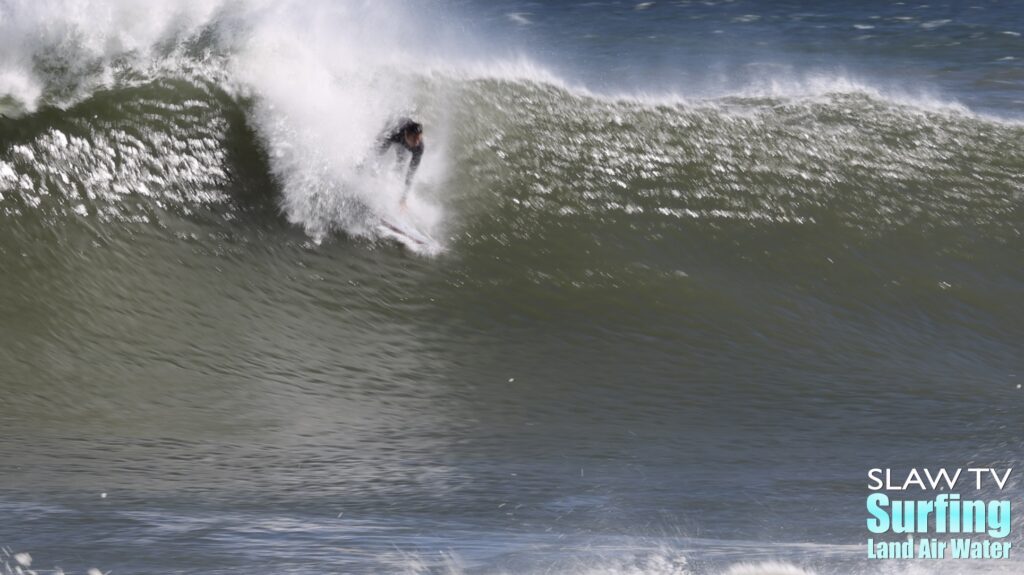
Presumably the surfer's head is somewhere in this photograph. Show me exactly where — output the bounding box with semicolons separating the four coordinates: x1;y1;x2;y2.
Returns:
401;120;423;148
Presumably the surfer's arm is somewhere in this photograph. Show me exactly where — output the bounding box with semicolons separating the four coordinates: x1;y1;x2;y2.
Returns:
405;144;423;187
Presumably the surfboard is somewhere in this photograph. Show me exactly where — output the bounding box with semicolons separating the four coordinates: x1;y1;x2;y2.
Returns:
377;215;440;253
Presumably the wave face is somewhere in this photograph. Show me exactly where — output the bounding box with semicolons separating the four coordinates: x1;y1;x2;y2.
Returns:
4;60;1022;304
1;0;1022;259
1;1;1023;575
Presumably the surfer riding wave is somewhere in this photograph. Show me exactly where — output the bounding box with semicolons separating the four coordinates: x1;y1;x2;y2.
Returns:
377;118;424;209
372;117;439;253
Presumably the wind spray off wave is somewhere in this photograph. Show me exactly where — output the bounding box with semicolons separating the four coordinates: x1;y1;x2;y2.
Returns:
228;1;445;247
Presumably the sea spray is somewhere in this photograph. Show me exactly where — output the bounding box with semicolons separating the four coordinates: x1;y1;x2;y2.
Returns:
0;0;228;111
229;1;421;242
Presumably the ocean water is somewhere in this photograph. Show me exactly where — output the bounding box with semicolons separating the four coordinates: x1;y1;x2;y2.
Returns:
0;1;1022;574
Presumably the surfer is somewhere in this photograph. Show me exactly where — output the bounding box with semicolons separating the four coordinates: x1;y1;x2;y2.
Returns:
378;118;424;207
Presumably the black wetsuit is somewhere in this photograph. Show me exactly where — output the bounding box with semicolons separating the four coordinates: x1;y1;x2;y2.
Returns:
379;126;424;187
